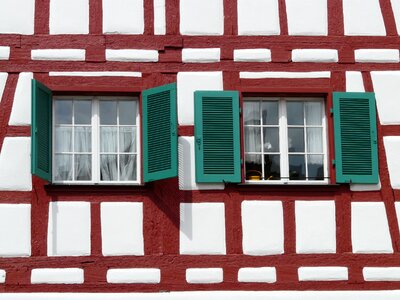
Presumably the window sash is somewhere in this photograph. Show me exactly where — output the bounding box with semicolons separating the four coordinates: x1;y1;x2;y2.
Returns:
52;96;141;185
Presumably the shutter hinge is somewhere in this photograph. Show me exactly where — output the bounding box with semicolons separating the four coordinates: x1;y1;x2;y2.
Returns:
240;158;243;165
332;159;336;166
330;108;334;116
239;107;242;115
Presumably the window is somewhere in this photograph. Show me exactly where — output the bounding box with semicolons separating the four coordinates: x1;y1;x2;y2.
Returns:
243;97;328;183
53;97;140;184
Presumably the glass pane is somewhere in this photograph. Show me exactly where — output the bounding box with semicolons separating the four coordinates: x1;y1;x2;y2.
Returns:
245;154;262;180
244;101;260;125
264;154;280;180
119;127;136;153
100;154;118;181
287;101;304;125
100;101;117;125
74;100;92;124
119;154;136;181
289;155;306;180
119;101;137;125
308;154;324;180
307;128;323;153
288;128;305;152
74;154;92;181
244;127;261;152
100;127;118;152
261;101;279;125
74;127;92;153
305;101;323;125
263;127;279;152
55;127;72;152
55;100;72;124
54;154;72;181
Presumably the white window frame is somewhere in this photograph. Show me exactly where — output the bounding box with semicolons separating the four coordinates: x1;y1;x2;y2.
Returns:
244;96;329;185
52;96;141;185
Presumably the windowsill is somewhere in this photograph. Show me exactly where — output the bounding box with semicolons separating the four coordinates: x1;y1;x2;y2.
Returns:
243;180;330;185
44;183;148;195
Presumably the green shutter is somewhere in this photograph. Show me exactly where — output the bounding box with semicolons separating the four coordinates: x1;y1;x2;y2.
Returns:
195;91;241;183
333;92;379;184
31;79;52;182
142;83;178;182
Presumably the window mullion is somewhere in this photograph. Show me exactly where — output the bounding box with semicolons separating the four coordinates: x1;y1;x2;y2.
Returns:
280;99;289;180
259;100;265;179
303;103;308;181
72;100;75;181
93;99;100;183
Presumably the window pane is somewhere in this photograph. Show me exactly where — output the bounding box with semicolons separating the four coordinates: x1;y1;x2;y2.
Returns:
263;127;279;152
261;101;279;125
74;127;92;152
289;154;306;180
308;154;324;180
119;154;136;181
307;128;323;153
100;101;117;125
245;127;261;152
54;154;72;181
119;101;137;125
288;128;305;152
74;154;92;181
74;101;92;124
100;127;118;152
245;154;262;180
55;127;72;152
287;101;304;125
55;100;72;124
305;101;322;125
264;154;280;180
100;154;118;181
244;101;260;125
119;127;136;153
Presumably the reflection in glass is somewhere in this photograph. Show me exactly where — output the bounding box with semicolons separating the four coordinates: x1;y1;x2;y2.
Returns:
100;154;118;181
100;101;117;125
262;101;279;125
119;101;137;125
55;127;72;152
74;127;92;152
305;101;322;125
263;127;279;152
74;154;92;181
55;100;72;124
244;101;260;125
288;128;305;152
306;128;323;153
264;154;280;180
54;154;72;181
245;127;261;152
289;155;306;180
100;127;118;152
245;154;262;180
308;154;324;180
287;101;304;125
119;154;136;181
74;101;92;124
119;127;136;153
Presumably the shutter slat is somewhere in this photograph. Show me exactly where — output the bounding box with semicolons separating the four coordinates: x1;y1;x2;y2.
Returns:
195;91;241;183
31;79;52;182
142;83;177;182
333;92;379;184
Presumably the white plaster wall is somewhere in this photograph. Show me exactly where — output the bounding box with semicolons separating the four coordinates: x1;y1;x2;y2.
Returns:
48;202;91;256
106;49;158;62
180;203;226;255
177;72;223;125
295;201;336;254
241;201;284;255
182;48;220;63
154;0;166;35
351;202;393;253
0;73;8;103
234;49;271;62
0;0;34;35
0;270;5;284
240;71;331;79
31;269;84;284
0;47;10;60
178;137;225;190
355;49;400;63
363;267;400;281
346;71;365;92
371;71;400;125
0;204;31;257
180;0;224;35
238;267;276;283
383;137;400;189
50;0;89;34
390;0;400;34
101;202;144;256
103;0;144;34
0;137;32;191
285;0;327;36
8;72;33;126
291;49;338;63
31;49;86;61
343;0;386;36
49;72;142;77
107;269;160;284
237;0;280;35
186;268;223;284
298;267;348;281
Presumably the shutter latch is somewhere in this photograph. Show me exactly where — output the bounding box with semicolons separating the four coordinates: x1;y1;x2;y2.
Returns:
196;137;202;149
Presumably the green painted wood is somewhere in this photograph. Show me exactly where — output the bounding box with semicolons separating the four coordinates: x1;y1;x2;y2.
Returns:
142;83;178;182
195;91;241;183
333;92;379;184
31;79;52;182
